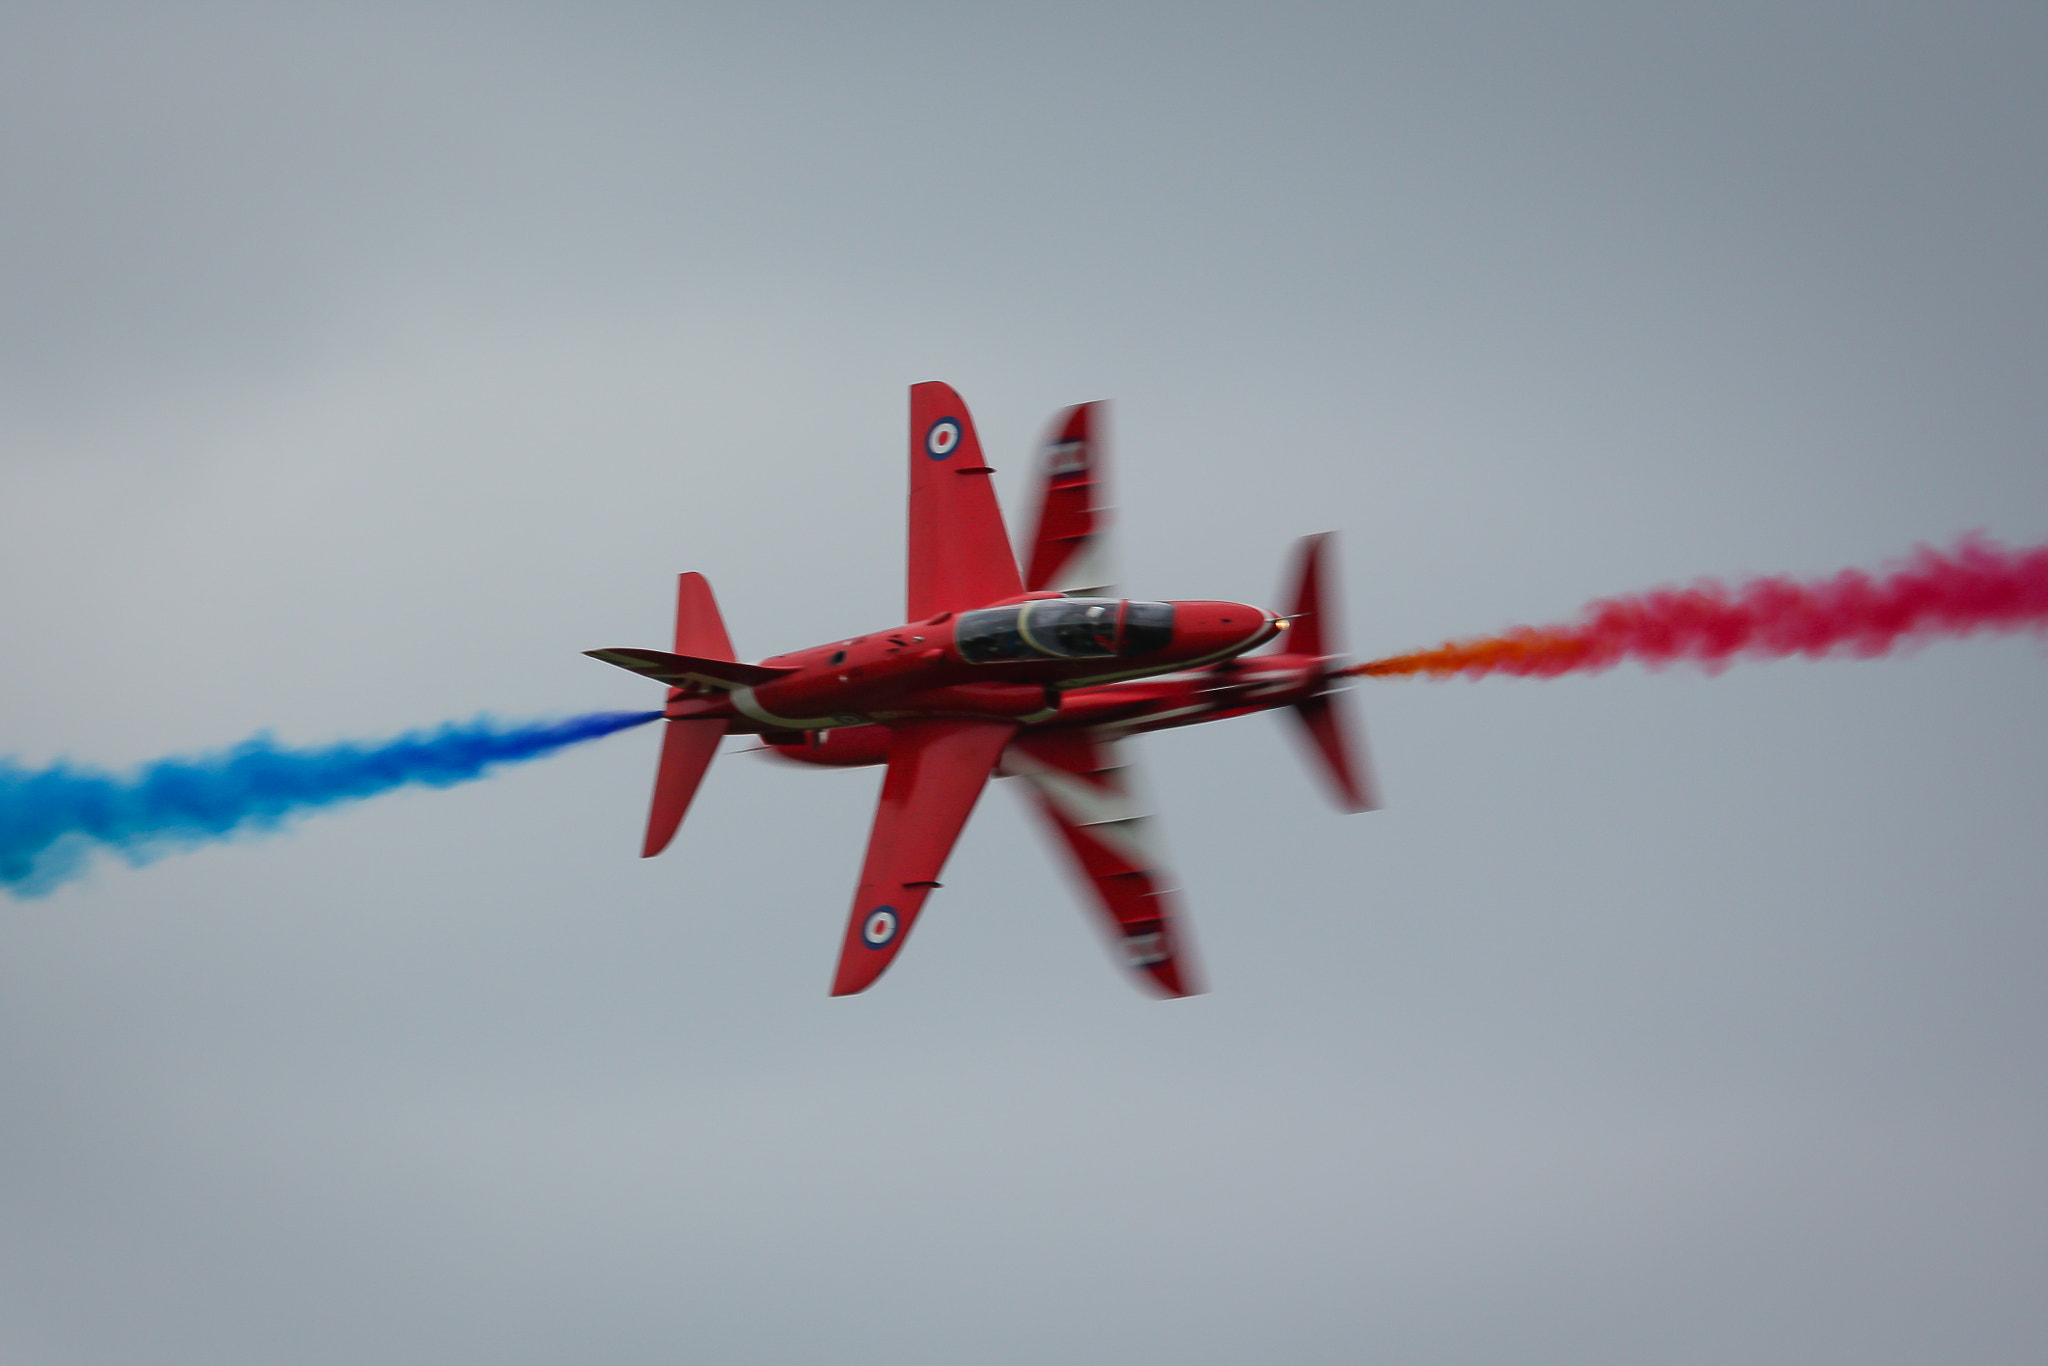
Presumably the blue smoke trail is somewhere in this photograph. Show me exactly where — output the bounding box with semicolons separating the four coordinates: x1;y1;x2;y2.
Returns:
1;710;661;898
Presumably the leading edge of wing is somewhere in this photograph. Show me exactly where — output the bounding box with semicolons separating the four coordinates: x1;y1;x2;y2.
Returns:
830;717;1019;997
1003;730;1201;998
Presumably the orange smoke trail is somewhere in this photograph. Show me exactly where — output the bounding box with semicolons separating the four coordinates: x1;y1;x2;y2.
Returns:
1349;535;2048;680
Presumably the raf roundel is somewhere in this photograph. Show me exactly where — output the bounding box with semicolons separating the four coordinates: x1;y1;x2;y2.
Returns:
861;907;900;948
925;418;963;461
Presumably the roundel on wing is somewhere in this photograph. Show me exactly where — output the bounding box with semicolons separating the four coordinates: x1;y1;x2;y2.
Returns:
925;418;963;461
861;907;900;948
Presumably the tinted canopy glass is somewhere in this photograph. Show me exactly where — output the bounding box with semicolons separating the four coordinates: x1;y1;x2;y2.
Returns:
956;599;1175;663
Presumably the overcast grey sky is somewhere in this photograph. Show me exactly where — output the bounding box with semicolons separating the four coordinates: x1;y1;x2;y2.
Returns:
3;4;2045;1363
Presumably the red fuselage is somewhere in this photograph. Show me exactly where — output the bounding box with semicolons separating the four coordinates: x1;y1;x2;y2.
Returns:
661;593;1284;736
762;648;1337;767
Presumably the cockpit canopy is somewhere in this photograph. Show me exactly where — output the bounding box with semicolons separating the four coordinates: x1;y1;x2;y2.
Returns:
956;598;1174;663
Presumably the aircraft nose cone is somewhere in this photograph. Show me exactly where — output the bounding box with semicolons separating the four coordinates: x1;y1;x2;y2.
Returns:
1173;601;1279;658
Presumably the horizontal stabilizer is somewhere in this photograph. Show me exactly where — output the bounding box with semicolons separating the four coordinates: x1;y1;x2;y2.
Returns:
1289;690;1379;813
671;571;737;660
644;718;727;857
1284;531;1334;657
585;648;796;691
1277;532;1380;812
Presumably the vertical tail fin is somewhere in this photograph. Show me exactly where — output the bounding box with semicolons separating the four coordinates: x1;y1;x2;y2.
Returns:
1279;534;1380;813
642;573;734;857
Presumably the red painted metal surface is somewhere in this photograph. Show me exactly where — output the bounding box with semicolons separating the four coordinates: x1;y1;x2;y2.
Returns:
829;718;1018;997
588;383;1374;996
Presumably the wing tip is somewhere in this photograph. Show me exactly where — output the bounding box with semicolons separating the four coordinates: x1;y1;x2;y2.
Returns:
829;956;888;997
1140;963;1204;998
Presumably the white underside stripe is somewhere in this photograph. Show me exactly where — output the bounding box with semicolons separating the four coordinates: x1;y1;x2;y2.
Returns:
1004;744;1162;869
729;687;839;731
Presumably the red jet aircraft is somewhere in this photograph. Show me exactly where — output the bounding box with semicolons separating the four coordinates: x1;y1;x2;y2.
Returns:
588;382;1375;997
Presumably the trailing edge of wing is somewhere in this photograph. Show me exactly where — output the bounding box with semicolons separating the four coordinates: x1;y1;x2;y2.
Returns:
831;718;1018;997
585;648;795;690
1004;730;1201;998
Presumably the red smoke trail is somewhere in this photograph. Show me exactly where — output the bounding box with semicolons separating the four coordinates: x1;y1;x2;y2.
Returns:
1349;535;2048;680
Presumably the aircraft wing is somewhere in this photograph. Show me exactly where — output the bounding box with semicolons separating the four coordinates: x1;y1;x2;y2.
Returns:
1003;730;1200;997
830;717;1019;996
906;381;1024;621
1022;401;1111;596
